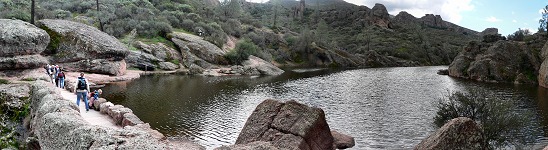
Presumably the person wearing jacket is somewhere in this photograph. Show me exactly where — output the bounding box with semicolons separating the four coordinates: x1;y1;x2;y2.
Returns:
74;72;91;112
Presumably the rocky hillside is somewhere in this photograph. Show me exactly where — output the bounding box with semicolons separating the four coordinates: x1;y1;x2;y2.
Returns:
0;0;480;69
448;29;546;84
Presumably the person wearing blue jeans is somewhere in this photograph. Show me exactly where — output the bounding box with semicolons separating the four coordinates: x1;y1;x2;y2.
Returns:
57;70;65;89
74;72;90;112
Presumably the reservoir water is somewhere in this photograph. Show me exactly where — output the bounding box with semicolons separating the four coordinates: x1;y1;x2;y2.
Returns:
102;66;548;149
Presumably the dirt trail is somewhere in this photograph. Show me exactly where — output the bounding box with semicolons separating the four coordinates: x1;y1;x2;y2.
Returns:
58;88;121;129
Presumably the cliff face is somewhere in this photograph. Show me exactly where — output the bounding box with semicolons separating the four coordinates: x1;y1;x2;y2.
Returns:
299;3;480;67
448;29;545;84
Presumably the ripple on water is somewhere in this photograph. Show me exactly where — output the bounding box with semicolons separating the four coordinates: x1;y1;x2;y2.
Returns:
102;66;548;149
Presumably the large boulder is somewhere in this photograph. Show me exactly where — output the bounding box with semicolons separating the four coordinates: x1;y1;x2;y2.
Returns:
241;56;284;76
0;84;31;112
414;117;485;150
126;51;162;70
234;99;334;150
449;40;540;84
0;55;49;70
127;44;183;70
61;59;127;76
0;19;50;70
170;32;228;65
331;131;355;149
0;19;50;57
37;19;129;75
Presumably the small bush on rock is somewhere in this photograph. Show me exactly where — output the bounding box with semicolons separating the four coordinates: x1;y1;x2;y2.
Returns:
434;90;537;149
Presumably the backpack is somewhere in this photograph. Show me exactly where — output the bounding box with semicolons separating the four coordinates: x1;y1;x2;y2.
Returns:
58;72;65;78
77;78;87;90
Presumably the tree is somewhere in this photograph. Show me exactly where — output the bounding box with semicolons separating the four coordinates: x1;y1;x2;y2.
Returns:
539;5;548;34
30;0;35;24
507;28;531;41
96;0;104;31
220;0;242;18
316;19;329;46
271;0;280;28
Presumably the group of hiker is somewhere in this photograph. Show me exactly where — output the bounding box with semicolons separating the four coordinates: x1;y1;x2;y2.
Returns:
44;65;102;112
45;64;65;89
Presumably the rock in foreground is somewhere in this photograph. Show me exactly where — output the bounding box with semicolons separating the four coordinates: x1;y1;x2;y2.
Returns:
230;99;336;150
415;117;485;150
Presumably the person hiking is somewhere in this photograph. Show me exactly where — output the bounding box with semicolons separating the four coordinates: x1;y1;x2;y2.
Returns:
57;70;65;89
74;72;91;112
46;64;54;83
88;89;102;109
54;65;60;87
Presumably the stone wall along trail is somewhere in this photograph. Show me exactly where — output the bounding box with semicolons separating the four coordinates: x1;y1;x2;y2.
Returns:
58;87;120;129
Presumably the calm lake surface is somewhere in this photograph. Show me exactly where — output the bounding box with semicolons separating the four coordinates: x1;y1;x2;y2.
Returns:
102;66;548;149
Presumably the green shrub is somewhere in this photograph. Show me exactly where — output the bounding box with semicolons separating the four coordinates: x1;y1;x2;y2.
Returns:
21;78;36;81
225;39;260;65
0;79;9;84
434;90;536;149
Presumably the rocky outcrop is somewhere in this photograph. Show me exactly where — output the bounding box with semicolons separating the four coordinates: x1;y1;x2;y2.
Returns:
415;117;485;150
0;19;50;57
539;41;548;88
37;19;129;75
241;56;284;76
170;32;228;65
0;19;50;70
28;81;204;149
127;41;182;71
232;99;335;150
479;28;505;43
394;11;417;24
0;55;49;70
0;83;31;148
479;28;499;37
370;3;392;28
421;14;446;29
448;40;540;84
0;84;31;113
331;131;355;149
158;62;179;71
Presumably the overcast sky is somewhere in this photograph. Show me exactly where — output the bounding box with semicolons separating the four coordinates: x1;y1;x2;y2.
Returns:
245;0;548;35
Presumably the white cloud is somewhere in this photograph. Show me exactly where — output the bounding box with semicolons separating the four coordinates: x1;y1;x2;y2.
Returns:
486;16;501;22
512;20;517;23
357;0;474;24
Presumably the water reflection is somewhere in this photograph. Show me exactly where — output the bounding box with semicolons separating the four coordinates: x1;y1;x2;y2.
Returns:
102;66;548;149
